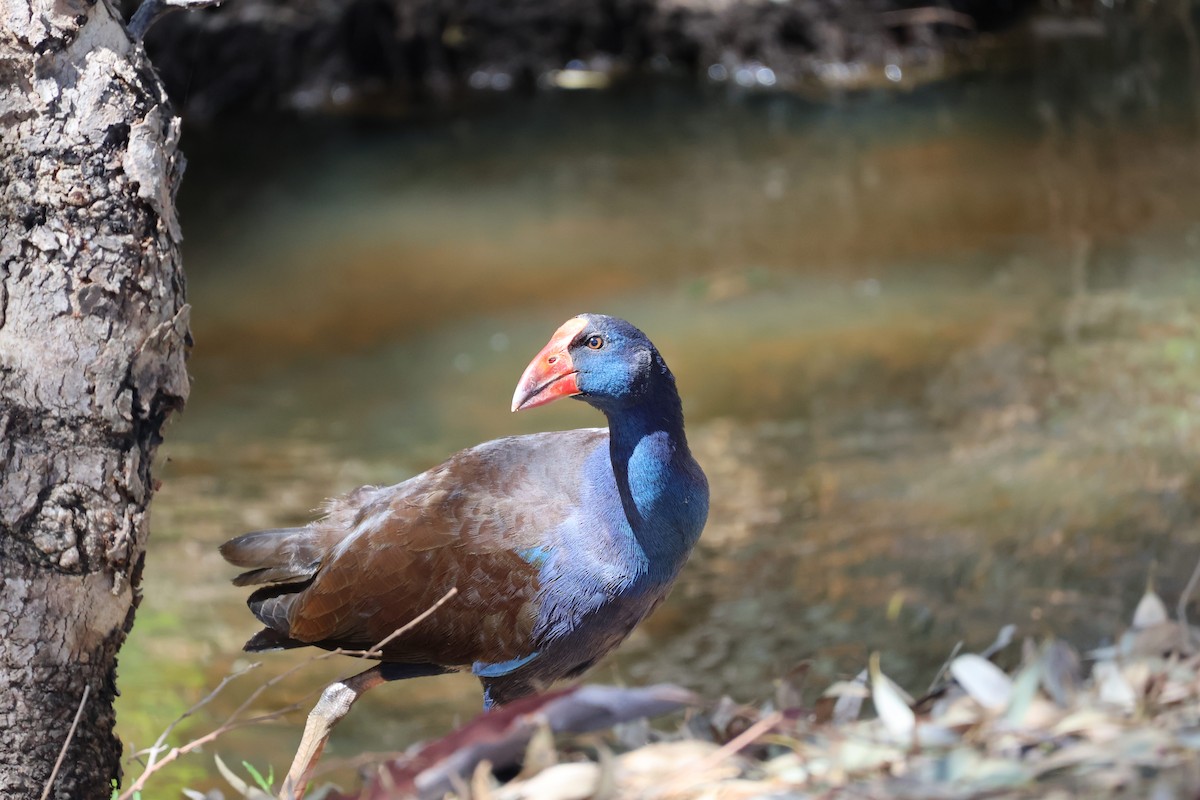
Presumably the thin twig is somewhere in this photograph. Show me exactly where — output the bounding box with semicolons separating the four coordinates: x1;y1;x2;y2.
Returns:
694;711;784;771
926;640;963;694
657;711;784;797
40;684;90;800
134;662;262;767
119;587;457;800
121;705;307;800
1177;553;1200;652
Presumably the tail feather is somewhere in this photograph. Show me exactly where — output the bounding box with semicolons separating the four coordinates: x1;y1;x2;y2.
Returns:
246;581;308;629
244;627;309;652
220;527;322;586
222;527;328;651
232;566;313;587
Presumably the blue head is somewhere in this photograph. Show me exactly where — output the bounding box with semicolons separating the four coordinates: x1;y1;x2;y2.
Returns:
511;314;678;416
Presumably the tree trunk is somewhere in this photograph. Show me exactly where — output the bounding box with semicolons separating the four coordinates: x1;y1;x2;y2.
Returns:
0;2;190;797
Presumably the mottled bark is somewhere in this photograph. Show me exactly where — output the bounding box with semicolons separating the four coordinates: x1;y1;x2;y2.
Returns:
0;2;190;798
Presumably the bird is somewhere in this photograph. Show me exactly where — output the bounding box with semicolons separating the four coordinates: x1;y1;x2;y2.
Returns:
219;314;709;797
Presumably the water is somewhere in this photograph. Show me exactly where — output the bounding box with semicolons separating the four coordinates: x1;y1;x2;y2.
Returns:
118;35;1200;794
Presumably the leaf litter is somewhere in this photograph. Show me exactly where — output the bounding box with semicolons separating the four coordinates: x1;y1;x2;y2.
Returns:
203;573;1200;800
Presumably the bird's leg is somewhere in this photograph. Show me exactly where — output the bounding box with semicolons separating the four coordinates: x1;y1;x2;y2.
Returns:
280;665;386;800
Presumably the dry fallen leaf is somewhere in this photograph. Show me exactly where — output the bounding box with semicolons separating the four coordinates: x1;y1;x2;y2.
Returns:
495;763;599;800
950;654;1014;712
1093;661;1138;711
825;669;869;724
1132;588;1169;630
870;653;915;740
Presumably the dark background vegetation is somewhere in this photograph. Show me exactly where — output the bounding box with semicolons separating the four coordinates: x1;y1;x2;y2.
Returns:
132;0;1047;118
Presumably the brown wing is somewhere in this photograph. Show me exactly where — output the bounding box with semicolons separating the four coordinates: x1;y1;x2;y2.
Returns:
282;429;606;666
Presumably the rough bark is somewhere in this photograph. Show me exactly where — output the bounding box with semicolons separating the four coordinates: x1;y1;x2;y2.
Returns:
0;2;191;798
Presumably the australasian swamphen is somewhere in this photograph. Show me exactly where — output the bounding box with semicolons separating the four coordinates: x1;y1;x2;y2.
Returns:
219;314;709;796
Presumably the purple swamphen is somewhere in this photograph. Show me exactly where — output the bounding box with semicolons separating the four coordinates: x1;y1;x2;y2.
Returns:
220;314;709;796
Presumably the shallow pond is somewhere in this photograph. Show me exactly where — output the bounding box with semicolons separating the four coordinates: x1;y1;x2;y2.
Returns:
118;33;1200;794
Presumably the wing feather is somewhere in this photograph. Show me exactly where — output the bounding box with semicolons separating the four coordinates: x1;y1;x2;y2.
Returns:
274;429;606;666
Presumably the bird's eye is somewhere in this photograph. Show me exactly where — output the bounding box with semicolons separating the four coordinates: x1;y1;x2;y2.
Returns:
585;335;604;350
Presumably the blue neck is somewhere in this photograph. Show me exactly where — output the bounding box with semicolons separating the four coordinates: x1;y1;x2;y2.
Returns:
602;377;703;569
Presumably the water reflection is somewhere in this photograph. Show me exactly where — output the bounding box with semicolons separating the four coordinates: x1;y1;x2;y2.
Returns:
120;35;1200;794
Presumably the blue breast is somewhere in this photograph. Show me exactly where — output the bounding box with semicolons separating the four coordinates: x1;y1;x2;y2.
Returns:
473;423;707;683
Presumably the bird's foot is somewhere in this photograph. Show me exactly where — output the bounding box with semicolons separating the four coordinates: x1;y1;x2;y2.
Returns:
280;666;386;799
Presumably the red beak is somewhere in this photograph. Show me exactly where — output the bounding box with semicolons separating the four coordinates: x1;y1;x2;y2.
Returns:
512;318;587;412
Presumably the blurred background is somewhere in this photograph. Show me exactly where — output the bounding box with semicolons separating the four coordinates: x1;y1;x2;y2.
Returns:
116;0;1200;793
